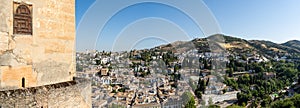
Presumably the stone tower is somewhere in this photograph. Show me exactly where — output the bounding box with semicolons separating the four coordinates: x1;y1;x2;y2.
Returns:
0;0;76;88
0;0;91;107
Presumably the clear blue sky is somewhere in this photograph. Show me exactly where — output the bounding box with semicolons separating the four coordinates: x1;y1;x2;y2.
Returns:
75;0;300;51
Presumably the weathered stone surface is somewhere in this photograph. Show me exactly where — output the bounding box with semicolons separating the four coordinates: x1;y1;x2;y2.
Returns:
0;0;89;107
0;78;91;108
44;40;71;53
12;36;33;65
0;52;19;66
0;0;76;88
0;65;37;88
34;60;72;86
0;32;9;53
0;2;9;32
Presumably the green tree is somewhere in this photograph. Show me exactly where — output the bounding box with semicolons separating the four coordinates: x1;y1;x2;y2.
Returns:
255;65;265;73
226;105;244;108
291;94;300;107
201;100;206;107
228;68;234;77
298;75;300;83
204;59;210;69
196;78;206;94
185;96;196;108
110;103;125;108
189;78;196;91
196;89;202;97
208;105;220;108
281;101;295;108
271;98;295;108
208;97;213;105
181;92;196;108
261;96;271;107
237;92;251;105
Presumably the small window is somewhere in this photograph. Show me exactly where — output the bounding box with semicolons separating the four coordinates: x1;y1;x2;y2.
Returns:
22;77;25;88
13;2;32;35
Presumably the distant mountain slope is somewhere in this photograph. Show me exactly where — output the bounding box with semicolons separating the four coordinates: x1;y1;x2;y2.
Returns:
282;40;300;51
248;40;300;58
151;34;300;58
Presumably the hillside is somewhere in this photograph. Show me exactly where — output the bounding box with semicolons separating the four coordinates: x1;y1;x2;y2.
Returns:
152;34;300;59
282;40;300;51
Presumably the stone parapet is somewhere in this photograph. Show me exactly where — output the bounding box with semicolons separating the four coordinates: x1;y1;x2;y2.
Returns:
0;77;91;108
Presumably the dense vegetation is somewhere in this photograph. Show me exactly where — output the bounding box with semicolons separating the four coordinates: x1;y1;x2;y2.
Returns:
224;59;300;107
271;94;300;108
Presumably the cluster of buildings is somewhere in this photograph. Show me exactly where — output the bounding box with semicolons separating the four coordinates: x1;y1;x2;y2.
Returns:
76;45;286;107
77;50;187;107
76;48;237;107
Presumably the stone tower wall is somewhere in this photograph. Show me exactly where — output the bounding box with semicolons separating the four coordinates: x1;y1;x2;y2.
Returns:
0;0;76;88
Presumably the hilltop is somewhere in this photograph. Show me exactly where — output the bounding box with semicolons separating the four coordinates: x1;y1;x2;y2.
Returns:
282;40;300;51
150;34;300;59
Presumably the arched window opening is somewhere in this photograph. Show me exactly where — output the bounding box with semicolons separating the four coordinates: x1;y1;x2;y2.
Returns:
13;3;32;35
